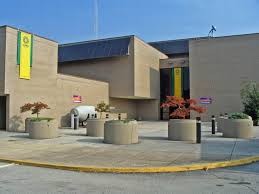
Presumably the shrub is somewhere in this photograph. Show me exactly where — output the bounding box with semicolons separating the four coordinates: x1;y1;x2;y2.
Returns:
95;101;110;118
241;82;259;125
20;102;50;118
228;112;249;119
161;96;206;119
30;117;54;122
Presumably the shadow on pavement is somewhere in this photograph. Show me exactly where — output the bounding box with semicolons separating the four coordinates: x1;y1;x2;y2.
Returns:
77;138;104;144
64;133;86;136
10;134;29;139
139;136;168;141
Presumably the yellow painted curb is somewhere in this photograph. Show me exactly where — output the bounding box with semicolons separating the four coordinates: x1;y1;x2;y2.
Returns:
0;156;259;173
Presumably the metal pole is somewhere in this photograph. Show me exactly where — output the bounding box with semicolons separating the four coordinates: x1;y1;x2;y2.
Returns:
71;113;75;129
196;117;201;144
212;115;216;134
74;116;79;130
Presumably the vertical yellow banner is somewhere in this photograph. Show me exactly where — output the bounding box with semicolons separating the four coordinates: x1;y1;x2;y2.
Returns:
18;31;32;79
174;67;182;97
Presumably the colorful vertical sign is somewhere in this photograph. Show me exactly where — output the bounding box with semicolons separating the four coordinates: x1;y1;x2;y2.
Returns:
174;67;182;97
17;31;33;80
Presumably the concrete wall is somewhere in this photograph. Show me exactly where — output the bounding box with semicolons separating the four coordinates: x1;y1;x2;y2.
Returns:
3;26;110;131
189;34;259;120
4;26;59;131
160;57;189;69
109;97;137;119
59;56;134;98
59;36;167;120
136;99;160;120
0;27;6;95
133;37;167;99
56;74;109;127
58;37;135;98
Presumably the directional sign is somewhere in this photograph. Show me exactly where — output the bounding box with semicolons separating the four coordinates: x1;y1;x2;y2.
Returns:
200;97;212;104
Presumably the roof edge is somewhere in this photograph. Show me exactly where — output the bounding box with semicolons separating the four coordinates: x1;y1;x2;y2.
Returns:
149;32;259;44
59;35;135;47
0;25;58;43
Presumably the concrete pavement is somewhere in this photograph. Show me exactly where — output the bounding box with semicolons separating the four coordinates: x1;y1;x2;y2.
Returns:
0;121;258;168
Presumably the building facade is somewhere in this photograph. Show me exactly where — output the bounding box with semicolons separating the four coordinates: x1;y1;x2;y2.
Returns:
0;24;259;131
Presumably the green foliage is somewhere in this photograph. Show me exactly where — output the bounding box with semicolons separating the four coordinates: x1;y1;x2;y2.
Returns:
241;82;259;125
95;101;110;118
30;117;54;122
228;112;249;119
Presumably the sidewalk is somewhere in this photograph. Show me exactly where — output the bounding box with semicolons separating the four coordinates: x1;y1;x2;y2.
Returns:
0;122;259;168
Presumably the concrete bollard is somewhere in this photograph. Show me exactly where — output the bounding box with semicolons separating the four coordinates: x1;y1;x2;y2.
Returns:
212;115;216;134
196;117;201;144
74;115;79;130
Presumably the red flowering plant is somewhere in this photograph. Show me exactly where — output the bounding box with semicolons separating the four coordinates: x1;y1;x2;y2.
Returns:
20;102;52;121
161;96;206;119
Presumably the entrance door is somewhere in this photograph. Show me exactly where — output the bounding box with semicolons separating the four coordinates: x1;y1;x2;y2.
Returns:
0;96;6;130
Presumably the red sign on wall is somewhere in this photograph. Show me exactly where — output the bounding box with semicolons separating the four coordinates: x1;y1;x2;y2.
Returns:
73;95;82;103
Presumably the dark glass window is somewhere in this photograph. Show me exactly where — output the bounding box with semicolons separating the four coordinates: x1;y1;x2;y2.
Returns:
160;68;172;103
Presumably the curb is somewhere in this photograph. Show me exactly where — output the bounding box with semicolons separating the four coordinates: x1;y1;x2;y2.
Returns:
0;156;259;173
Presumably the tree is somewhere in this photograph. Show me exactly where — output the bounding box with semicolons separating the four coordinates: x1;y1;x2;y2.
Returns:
161;96;206;119
20;102;50;118
241;81;259;126
95;101;110;118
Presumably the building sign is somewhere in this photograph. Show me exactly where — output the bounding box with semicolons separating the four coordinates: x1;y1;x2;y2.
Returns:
173;67;182;97
73;95;82;103
200;97;213;104
17;31;33;80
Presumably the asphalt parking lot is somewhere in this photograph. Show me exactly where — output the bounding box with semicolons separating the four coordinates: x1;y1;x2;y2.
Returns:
1;161;259;194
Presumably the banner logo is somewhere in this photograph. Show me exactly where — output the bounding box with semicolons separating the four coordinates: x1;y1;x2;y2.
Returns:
17;31;33;80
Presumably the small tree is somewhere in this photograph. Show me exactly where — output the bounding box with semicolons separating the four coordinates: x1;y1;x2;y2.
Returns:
95;101;110;118
241;81;259;126
161;96;206;119
20;102;50;118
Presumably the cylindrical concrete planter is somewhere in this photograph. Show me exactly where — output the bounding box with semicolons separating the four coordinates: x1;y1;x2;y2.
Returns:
217;116;227;133
29;119;58;139
168;119;196;142
222;119;253;139
104;120;138;145
25;118;32;133
87;119;109;137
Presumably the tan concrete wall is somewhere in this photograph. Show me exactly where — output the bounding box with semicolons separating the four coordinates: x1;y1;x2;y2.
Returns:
160;57;189;69
134;37;167;99
4;26;58;131
0;27;6;95
58;38;135;98
59;36;167;120
189;34;259;120
3;26;110;131
136;99;160;120
133;37;167;120
109;97;137;119
56;74;109;127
